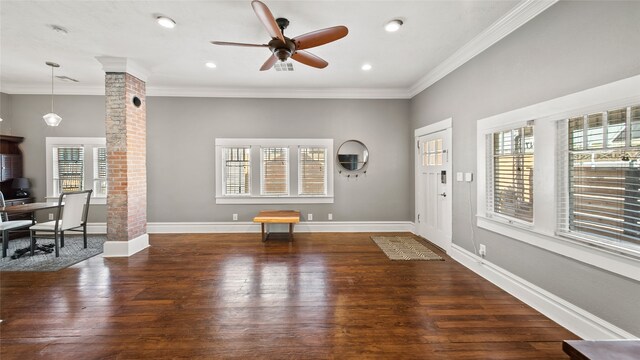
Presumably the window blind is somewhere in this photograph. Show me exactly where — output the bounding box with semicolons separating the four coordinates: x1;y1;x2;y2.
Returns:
488;126;534;222
261;147;289;196
223;147;250;195
299;147;326;195
54;147;84;193
93;147;108;196
558;105;640;249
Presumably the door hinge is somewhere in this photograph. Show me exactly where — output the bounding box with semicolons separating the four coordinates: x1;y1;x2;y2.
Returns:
417;141;420;149
417;214;420;223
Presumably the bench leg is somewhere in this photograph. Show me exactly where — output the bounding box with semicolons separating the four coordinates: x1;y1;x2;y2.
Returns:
261;223;266;242
289;223;293;242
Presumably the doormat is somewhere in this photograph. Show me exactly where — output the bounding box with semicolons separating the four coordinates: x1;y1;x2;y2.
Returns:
371;236;444;261
0;235;106;272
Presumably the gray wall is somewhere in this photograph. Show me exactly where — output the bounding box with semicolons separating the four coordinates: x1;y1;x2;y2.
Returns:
0;92;13;134
147;97;410;222
410;1;640;335
6;94;411;223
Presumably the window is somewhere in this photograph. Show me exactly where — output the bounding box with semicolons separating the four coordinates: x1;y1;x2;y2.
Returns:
215;138;333;204
421;139;444;167
54;147;84;193
476;75;640;281
487;126;534;223
93;147;107;197
261;147;289;196
46;137;107;204
223;147;250;195
558;105;640;249
299;147;327;196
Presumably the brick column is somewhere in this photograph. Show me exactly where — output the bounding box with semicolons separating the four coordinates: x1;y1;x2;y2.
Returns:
97;57;149;257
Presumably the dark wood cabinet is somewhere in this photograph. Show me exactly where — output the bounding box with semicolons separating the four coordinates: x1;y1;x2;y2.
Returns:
0;135;25;198
1;154;23;181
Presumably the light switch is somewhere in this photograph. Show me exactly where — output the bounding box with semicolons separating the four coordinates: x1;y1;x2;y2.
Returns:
456;172;463;182
465;172;473;182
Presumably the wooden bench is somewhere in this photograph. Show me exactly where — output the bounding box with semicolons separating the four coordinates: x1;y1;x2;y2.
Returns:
253;210;301;242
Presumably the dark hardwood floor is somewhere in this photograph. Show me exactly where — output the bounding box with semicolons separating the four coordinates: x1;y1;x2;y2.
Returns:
0;233;578;359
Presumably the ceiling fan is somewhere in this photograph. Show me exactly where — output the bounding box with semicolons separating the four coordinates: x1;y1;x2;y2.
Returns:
211;0;348;71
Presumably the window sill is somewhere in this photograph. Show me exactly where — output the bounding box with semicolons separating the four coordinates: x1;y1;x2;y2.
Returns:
477;215;640;282
46;196;106;205
216;196;334;204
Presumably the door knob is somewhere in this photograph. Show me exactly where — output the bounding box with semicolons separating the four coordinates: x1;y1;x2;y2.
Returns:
439;192;447;197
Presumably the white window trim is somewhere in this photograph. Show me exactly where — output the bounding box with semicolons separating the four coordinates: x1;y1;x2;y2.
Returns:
215;138;334;204
45;137;107;205
476;75;640;281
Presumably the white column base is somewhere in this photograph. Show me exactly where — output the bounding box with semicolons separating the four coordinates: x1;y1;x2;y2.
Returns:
103;233;149;257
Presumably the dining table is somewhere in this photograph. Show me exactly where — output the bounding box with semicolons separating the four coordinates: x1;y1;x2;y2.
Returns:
1;202;62;258
1;202;61;224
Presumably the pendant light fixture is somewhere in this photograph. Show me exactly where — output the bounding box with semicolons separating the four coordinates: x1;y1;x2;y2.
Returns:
43;61;62;127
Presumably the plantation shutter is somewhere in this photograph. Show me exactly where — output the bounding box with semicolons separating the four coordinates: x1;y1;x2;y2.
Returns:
488;126;534;222
93;147;108;196
261;147;289;196
223;147;250;195
54;147;84;193
557;106;640;247
299;147;327;195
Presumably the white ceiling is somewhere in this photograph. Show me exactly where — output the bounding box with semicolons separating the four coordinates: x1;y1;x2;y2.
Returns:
0;0;548;98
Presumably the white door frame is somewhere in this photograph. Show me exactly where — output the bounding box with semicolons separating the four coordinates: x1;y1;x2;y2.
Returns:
414;118;453;253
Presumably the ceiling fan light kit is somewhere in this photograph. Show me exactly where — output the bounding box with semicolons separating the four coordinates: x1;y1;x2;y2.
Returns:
211;0;348;71
43;61;62;127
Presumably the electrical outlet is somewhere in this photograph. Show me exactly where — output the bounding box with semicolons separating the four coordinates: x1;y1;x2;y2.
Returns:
308;213;313;221
479;244;487;257
48;213;54;220
232;214;238;221
328;213;333;220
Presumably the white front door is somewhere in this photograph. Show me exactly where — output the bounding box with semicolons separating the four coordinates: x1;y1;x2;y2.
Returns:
416;127;452;252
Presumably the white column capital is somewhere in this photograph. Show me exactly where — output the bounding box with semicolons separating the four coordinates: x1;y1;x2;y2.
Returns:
95;56;149;82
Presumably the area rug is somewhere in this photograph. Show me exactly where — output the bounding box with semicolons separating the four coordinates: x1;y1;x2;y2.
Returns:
371;236;444;261
0;235;106;272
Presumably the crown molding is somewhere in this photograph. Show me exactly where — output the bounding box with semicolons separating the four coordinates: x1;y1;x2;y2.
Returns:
407;0;558;97
0;83;411;99
146;86;411;99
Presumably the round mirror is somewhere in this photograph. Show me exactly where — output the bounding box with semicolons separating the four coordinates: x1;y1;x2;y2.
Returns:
337;140;369;171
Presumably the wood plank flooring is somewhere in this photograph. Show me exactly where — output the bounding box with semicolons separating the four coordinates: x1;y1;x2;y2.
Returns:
0;233;578;359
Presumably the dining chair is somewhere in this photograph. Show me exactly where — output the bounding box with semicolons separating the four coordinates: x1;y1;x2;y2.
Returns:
1;191;33;258
29;190;92;257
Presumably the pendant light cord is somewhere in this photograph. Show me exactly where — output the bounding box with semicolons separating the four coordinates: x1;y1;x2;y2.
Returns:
51;65;55;112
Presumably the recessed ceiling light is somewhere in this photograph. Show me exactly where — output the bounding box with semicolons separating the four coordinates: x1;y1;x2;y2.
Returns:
205;62;217;69
156;16;176;29
385;19;403;32
361;63;372;71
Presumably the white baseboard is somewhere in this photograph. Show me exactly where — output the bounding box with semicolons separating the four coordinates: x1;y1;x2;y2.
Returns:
87;223;106;234
146;221;415;234
103;233;150;258
449;244;638;340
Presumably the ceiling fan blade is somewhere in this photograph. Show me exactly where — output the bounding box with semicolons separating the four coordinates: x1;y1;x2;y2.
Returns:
291;50;328;69
251;0;285;42
293;26;348;50
260;54;278;71
211;41;269;48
